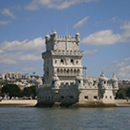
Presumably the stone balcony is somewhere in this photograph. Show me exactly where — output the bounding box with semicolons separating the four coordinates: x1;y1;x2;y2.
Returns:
51;50;83;56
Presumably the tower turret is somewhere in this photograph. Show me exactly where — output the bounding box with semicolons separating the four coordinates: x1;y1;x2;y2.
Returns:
111;73;118;97
111;73;118;88
52;73;60;89
76;32;80;45
99;72;108;89
76;73;83;88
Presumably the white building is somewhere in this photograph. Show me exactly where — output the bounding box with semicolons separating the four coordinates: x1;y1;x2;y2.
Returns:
37;31;119;107
0;74;5;80
6;72;16;80
15;72;23;79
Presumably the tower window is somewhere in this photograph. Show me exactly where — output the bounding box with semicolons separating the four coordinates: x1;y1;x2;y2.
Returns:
84;96;88;99
69;96;74;99
94;96;97;99
71;59;74;64
46;71;49;76
55;60;57;64
52;81;54;85
76;61;78;64
61;59;64;63
61;96;64;99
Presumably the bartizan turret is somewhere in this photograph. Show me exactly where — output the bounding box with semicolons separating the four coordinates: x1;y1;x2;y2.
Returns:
76;73;83;88
111;73;118;97
99;72;108;89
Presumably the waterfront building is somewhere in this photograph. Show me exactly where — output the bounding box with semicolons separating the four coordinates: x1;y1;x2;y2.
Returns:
35;31;119;106
15;72;23;79
6;72;16;80
0;74;5;80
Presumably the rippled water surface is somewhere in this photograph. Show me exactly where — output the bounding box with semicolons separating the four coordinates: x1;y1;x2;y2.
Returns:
0;107;130;130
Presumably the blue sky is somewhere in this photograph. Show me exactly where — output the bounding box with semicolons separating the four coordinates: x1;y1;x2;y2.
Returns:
0;0;130;80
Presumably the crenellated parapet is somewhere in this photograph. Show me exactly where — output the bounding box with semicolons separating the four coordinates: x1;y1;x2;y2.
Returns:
45;31;80;51
46;31;80;43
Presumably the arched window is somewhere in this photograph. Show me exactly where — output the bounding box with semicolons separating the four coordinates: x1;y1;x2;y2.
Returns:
71;69;73;74
57;69;59;73
64;69;66;74
70;59;74;64
61;59;64;64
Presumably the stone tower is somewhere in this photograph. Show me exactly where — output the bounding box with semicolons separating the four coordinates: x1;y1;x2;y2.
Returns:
42;31;83;88
37;31;118;107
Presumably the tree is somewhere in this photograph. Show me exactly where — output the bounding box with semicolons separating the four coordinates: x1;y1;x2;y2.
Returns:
23;86;36;99
116;88;128;99
126;87;130;98
1;84;21;98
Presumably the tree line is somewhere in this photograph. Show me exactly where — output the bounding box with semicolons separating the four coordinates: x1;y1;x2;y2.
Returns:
116;87;130;99
0;82;130;100
0;83;36;99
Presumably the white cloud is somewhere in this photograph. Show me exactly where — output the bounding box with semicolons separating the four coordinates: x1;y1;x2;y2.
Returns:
110;17;118;23
116;62;126;67
81;30;122;45
0;53;17;64
119;65;130;72
19;54;41;61
83;49;97;54
22;67;37;72
73;16;89;29
115;57;130;80
0;32;45;73
0;20;10;25
125;57;130;61
81;21;130;45
0;37;45;53
25;0;97;10
1;8;16;19
0;53;41;65
0;37;45;65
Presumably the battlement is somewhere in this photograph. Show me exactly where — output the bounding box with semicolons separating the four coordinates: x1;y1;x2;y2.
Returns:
46;31;80;42
45;31;80;51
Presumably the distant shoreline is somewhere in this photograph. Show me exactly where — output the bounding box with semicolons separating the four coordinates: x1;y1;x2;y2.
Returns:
0;99;130;107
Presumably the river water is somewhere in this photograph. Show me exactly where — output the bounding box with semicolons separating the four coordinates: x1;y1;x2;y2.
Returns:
0;107;130;130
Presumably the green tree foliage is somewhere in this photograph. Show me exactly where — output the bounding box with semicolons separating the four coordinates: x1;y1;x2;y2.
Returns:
23;86;36;99
1;84;21;98
116;87;130;99
126;87;130;98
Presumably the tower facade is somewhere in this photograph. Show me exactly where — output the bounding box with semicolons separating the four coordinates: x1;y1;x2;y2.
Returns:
42;31;83;87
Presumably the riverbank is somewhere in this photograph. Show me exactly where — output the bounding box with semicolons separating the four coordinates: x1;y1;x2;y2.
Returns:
115;99;130;107
0;99;130;107
0;100;37;107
